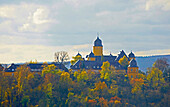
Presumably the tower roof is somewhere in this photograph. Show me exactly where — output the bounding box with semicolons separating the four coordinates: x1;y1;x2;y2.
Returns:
94;37;103;46
128;59;138;67
89;51;95;57
128;51;135;58
76;52;82;57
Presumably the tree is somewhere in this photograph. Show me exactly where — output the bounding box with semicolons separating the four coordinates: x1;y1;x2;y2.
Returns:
118;55;128;69
71;55;83;65
153;58;169;72
147;67;165;89
54;51;69;64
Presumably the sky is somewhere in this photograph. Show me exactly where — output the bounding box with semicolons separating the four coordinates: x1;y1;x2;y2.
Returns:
0;0;170;63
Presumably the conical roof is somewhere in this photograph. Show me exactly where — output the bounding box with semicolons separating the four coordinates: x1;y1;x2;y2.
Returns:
128;51;135;58
128;59;138;67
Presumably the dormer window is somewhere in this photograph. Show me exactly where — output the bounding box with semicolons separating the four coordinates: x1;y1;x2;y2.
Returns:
93;66;95;68
97;66;99;68
75;66;77;68
86;66;88;68
12;69;14;71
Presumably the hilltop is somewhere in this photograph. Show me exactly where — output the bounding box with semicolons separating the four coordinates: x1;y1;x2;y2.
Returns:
136;55;170;72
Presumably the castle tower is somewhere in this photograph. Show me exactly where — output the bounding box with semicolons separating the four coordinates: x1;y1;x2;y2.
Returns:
93;37;103;56
87;51;95;61
127;59;139;79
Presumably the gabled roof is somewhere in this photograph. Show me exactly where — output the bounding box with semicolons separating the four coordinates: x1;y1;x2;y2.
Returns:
116;50;129;61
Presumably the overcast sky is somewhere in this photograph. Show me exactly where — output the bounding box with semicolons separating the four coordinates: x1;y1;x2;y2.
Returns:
0;0;170;63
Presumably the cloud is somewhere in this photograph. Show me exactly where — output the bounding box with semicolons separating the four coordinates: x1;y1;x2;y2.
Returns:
145;0;170;11
0;43;92;63
0;0;169;63
0;3;58;33
136;49;170;56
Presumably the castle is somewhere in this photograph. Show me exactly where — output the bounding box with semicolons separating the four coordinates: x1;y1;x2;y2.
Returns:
70;37;139;79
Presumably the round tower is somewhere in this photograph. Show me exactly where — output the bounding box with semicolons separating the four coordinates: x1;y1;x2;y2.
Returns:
93;37;103;56
127;59;139;79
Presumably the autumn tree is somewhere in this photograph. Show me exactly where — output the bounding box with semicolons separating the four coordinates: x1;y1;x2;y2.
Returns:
100;61;112;81
71;55;83;65
54;51;69;64
147;67;165;89
118;55;128;69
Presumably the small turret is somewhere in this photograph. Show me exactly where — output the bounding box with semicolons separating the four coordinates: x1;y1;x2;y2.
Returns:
128;51;135;60
87;51;95;61
76;52;82;57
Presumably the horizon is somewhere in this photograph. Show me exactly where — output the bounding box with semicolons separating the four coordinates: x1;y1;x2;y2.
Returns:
0;0;170;63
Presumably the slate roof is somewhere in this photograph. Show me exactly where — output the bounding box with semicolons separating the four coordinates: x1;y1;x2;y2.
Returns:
5;63;68;72
115;50;129;61
70;60;125;70
89;51;95;57
103;54;117;62
94;37;103;46
128;51;135;58
128;59;138;67
76;52;82;57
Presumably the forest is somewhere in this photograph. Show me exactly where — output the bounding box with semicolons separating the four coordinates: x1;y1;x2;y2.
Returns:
0;58;169;107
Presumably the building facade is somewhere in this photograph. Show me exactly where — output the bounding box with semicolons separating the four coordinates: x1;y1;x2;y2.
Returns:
70;37;139;78
3;63;68;76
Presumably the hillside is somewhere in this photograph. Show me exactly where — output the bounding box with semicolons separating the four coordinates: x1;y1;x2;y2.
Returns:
136;55;170;72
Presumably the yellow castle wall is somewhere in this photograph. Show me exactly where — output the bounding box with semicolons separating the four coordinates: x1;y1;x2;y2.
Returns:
93;46;103;56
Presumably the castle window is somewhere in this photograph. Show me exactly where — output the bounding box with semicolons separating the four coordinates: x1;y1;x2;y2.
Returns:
12;69;14;71
93;66;95;68
12;73;14;76
97;66;99;68
131;75;133;78
136;75;137;78
136;69;137;72
86;66;88;68
131;69;133;72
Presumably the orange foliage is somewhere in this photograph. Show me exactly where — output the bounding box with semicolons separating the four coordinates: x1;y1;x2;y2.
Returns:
95;81;107;90
99;97;108;107
88;99;97;103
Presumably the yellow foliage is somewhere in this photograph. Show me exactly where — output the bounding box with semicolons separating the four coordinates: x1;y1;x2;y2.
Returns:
118;55;128;68
70;55;83;65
